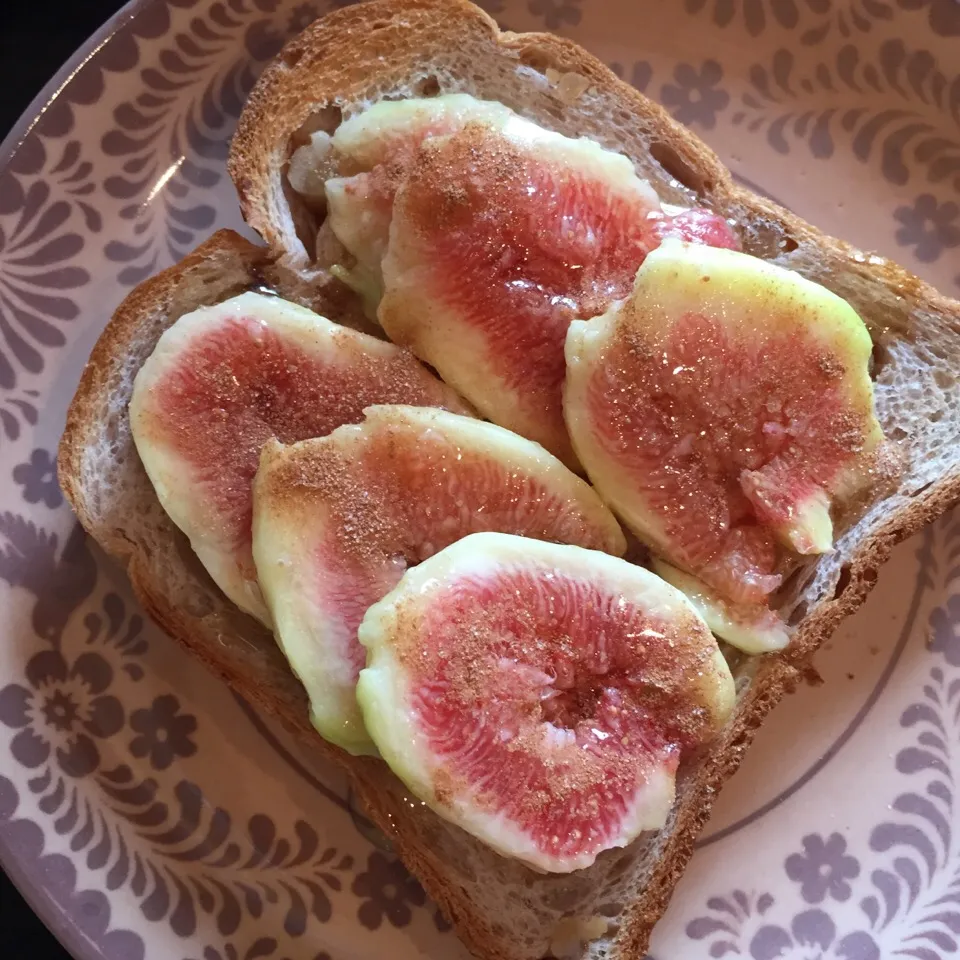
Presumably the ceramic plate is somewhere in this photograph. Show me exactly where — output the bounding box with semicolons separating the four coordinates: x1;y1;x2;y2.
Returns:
1;1;958;958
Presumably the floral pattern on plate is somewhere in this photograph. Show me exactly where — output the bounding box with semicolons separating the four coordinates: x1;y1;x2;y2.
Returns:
0;1;958;958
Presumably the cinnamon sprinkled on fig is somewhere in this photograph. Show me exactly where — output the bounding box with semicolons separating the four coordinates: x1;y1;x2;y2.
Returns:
391;561;725;838
260;408;623;576
147;311;466;554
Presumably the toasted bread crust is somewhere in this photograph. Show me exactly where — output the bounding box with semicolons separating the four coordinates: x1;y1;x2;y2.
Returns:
60;231;267;546
229;0;960;340
60;2;960;958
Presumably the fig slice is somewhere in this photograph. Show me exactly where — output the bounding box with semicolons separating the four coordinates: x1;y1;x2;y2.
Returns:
323;95;514;308
564;239;888;607
379;117;739;468
357;532;735;872
251;405;626;756
651;559;791;655
129;292;470;623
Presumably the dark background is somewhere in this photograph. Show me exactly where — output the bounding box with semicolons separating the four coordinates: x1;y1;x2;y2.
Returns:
0;6;124;957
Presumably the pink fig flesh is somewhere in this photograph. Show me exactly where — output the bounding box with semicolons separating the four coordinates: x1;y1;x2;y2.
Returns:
380;122;739;467
252;406;626;753
358;534;734;870
130;294;468;621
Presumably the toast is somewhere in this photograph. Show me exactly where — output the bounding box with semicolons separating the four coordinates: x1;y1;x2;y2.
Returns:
59;1;960;958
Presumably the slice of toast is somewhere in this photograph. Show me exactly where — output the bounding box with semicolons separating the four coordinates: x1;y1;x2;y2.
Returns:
60;2;960;959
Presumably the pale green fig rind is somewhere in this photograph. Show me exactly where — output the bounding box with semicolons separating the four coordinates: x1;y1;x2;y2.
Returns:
325;95;516;312
564;241;886;570
130;290;387;626
331;94;515;167
354;406;629;558
328;244;385;318
565;312;677;563
358;532;735;873
252;441;380;756
786;487;833;555
378;108;661;469
651;558;792;655
253;406;628;759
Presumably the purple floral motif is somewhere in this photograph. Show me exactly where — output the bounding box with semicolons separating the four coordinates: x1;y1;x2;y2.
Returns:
50;762;354;938
5;0;196;144
0;650;123;778
0;775;145;959
687;889;776;953
684;0;836;36
894;194;960;263
528;0;583;30
660;61;730;130
191;941;334;960
689;642;960;959
896;0;960;35
928;594;960;665
101;0;285;285
751;909;879;960
857;664;960;943
129;694;198;770
83;591;149;683
12;449;63;510
0;513;59;593
42;138;102;234
733;40;960;179
0;517;98;646
610;60;654;94
352;851;426;930
0;178;89;389
785;833;860;903
0;389;39;443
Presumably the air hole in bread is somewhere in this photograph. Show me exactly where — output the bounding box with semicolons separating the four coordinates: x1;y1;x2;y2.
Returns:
607;849;635;881
925;341;952;362
648;141;714;198
517;46;556;75
778;233;799;253
290;106;344;147
933;368;954;390
416;75;442;97
888;425;909;442
870;340;889;378
369;19;390;30
787;599;810;627
281;175;320;259
832;563;852;601
742;220;798;259
544;886;587;912
861;566;878;586
596;902;622;918
774;562;817;608
282;46;304;69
